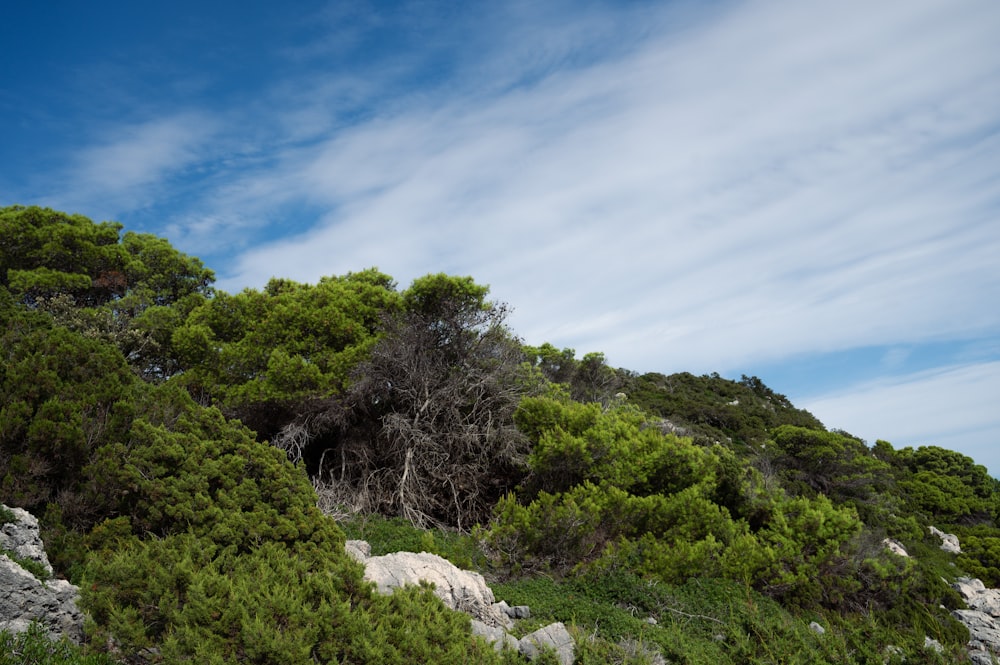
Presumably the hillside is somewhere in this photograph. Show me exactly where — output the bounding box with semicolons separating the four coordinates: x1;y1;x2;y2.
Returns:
2;205;999;664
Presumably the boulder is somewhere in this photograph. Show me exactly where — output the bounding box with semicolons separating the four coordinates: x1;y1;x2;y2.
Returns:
471;619;520;652
345;539;371;563
929;526;961;554
953;577;1000;617
0;505;84;643
519;621;575;665
363;550;510;628
953;610;1000;665
1;507;53;574
882;538;909;558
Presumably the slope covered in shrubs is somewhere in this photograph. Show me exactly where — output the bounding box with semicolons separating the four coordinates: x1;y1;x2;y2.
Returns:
1;206;997;663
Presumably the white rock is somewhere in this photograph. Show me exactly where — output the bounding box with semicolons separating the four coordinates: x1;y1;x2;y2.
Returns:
363;550;510;627
0;554;84;643
345;539;370;563
1;506;53;576
519;621;575;665
882;538;909;557
929;526;961;554
471;619;519;652
953;577;1000;617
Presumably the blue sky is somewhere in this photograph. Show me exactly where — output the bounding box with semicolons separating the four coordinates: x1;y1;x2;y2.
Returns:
3;1;999;474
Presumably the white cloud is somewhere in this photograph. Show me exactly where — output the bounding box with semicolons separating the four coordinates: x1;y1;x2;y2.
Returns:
801;361;1000;476
66;112;219;213
211;0;1000;379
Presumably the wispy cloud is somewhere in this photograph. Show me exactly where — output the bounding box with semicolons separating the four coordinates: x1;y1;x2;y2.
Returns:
64;112;219;214
6;0;997;468
802;361;1000;475
207;0;999;377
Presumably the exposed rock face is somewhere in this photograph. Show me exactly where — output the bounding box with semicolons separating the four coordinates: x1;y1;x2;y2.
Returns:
929;526;962;554
359;548;511;628
954;610;1000;665
952;576;1000;664
882;538;909;557
471;619;520;652
349;540;578;662
954;577;1000;616
0;505;84;643
519;622;575;665
1;507;54;572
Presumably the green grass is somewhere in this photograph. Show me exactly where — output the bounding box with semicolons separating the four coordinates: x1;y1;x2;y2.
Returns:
0;625;115;665
337;513;487;570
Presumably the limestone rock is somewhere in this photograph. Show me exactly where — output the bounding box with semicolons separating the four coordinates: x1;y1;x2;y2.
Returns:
809;621;825;635
345;539;371;563
954;610;1000;664
471;619;520;652
882;538;909;558
0;506;84;643
1;506;53;575
519;621;575;665
953;577;1000;617
929;526;961;554
363;550;510;627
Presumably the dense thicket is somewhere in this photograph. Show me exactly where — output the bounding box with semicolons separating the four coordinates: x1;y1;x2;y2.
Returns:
2;206;996;663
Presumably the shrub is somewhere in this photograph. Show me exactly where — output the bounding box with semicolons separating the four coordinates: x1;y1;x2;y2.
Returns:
0;624;115;665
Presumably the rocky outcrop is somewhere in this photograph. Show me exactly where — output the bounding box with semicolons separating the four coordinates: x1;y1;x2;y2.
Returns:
882;538;909;557
929;526;962;554
952;577;1000;665
359;549;512;628
0;505;84;643
518;622;575;665
348;539;578;662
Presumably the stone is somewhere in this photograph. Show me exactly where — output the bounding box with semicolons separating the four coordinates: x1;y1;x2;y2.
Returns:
953;609;1000;663
809;621;825;635
519;621;575;665
0;505;84;644
923;636;944;653
882;538;909;558
363;550;510;627
345;539;371;563
471;619;520;652
1;506;53;576
929;526;961;554
953;577;1000;617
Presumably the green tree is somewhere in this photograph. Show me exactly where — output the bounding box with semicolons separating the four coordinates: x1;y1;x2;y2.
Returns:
173;269;400;438
0;288;135;527
315;274;531;529
0;205;214;380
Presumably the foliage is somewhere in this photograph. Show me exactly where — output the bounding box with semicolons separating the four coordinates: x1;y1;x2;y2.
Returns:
75;383;510;664
523;343;625;405
0;205;213;380
0;293;136;526
956;525;1000;587
893;445;999;524
0;624;115;665
4;205;1000;664
494;571;965;664
623;371;824;448
308;274;532;530
172;269;400;437
485;396;864;608
337;513;483;570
